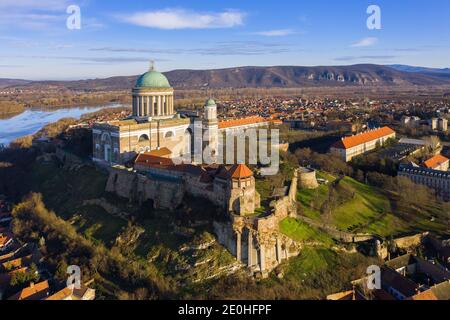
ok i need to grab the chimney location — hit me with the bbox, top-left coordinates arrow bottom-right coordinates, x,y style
30,282 -> 35,288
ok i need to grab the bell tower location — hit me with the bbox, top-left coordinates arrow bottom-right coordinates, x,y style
202,98 -> 218,163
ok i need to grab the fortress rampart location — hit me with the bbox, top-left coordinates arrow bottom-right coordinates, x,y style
214,169 -> 300,277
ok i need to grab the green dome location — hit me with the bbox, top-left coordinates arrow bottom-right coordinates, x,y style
205,98 -> 216,106
135,70 -> 171,88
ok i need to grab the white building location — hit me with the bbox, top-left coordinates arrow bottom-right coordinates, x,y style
330,126 -> 396,162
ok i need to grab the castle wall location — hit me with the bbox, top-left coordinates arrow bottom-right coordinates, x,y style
184,174 -> 225,207
393,233 -> 426,250
105,168 -> 184,210
105,165 -> 303,277
214,219 -> 300,276
214,169 -> 301,277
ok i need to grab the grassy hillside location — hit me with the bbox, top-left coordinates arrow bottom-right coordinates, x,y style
279,218 -> 334,245
296,171 -> 446,237
26,160 -> 239,287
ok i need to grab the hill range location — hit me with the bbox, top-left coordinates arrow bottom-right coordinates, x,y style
2,64 -> 450,91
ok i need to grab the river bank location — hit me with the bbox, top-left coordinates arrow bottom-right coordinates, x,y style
0,104 -> 126,146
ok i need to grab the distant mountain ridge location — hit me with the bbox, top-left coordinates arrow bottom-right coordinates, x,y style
388,64 -> 450,74
5,64 -> 450,91
0,78 -> 31,88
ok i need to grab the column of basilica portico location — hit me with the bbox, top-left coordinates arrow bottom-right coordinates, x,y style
137,96 -> 141,117
131,90 -> 174,117
158,96 -> 162,115
164,95 -> 167,115
146,96 -> 150,116
150,96 -> 154,116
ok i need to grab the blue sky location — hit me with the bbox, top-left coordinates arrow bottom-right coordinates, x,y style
0,0 -> 449,80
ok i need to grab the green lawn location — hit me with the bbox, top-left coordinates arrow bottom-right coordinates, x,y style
296,171 -> 449,238
279,217 -> 334,245
296,172 -> 401,236
284,247 -> 337,277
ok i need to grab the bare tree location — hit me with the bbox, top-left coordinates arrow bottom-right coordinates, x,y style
423,135 -> 441,153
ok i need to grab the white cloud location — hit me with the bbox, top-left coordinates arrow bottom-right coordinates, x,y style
121,9 -> 245,29
0,12 -> 64,30
252,29 -> 296,37
0,0 -> 70,10
351,37 -> 378,47
0,0 -> 72,30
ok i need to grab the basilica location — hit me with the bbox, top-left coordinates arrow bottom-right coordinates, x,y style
92,65 -> 268,165
92,65 -> 298,277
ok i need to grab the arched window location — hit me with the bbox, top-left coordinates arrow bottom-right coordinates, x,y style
165,131 -> 174,138
101,132 -> 111,143
139,134 -> 149,142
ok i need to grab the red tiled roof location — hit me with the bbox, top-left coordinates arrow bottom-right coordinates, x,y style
218,116 -> 267,129
228,164 -> 253,179
145,147 -> 172,158
0,232 -> 13,248
332,126 -> 395,149
8,280 -> 50,300
134,153 -> 175,169
326,290 -> 354,300
271,119 -> 283,125
0,252 -> 15,264
409,289 -> 438,300
46,285 -> 93,300
423,154 -> 449,169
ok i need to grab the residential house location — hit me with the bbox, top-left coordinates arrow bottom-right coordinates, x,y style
8,280 -> 50,300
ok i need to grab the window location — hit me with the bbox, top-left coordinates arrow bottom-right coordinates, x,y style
165,131 -> 174,139
139,134 -> 150,142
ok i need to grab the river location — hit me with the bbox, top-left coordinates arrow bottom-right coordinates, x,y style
0,105 -> 122,146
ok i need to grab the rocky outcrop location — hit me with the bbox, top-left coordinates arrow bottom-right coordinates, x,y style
83,198 -> 121,215
393,233 -> 428,251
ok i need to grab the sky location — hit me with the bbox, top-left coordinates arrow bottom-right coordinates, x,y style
0,0 -> 449,80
